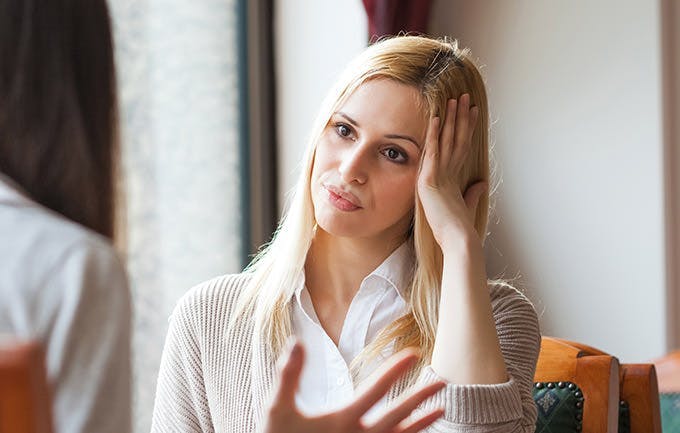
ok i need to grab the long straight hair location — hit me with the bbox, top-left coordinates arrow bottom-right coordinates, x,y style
235,36 -> 491,371
0,0 -> 120,240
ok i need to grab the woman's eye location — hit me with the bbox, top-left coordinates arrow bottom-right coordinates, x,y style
382,148 -> 407,163
336,124 -> 351,137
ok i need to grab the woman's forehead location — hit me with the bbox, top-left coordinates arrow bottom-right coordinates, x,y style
335,79 -> 428,138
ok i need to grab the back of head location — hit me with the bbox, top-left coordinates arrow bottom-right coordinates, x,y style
0,0 -> 118,239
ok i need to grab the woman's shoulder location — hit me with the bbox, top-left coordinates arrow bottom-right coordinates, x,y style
487,280 -> 536,311
0,184 -> 122,282
0,194 -> 128,311
487,279 -> 541,339
169,273 -> 253,329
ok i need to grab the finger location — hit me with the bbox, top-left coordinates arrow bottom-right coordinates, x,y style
272,341 -> 305,408
344,348 -> 419,419
366,381 -> 445,433
419,116 -> 440,186
463,181 -> 487,221
396,409 -> 445,433
438,98 -> 457,166
466,105 -> 480,146
451,93 -> 471,170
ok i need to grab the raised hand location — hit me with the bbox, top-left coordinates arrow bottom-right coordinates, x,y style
417,93 -> 486,249
263,342 -> 445,433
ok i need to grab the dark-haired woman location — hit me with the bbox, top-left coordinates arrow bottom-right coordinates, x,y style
0,1 -> 131,432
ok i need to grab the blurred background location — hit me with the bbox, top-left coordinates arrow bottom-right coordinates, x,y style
107,0 -> 679,431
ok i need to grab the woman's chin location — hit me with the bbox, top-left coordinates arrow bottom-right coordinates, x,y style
313,208 -> 373,238
315,218 -> 365,239
314,206 -> 409,242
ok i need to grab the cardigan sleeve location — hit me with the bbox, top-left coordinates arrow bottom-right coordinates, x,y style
413,283 -> 541,433
151,291 -> 215,433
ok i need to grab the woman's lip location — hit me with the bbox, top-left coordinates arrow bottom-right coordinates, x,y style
324,185 -> 361,211
323,184 -> 361,207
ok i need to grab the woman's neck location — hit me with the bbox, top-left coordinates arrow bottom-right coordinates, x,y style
304,229 -> 404,304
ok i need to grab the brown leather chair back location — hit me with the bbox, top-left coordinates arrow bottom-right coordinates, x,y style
0,340 -> 53,433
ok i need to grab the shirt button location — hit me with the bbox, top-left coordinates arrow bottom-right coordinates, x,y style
336,377 -> 345,386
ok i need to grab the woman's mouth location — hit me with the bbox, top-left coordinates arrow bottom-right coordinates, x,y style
324,185 -> 361,212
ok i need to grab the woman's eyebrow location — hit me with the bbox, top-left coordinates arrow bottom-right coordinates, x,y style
385,133 -> 421,149
335,111 -> 421,149
336,111 -> 359,127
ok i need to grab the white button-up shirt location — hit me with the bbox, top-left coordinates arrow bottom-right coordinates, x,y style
292,242 -> 414,418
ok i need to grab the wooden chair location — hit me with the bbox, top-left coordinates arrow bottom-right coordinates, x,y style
618,364 -> 662,433
652,351 -> 680,433
549,338 -> 662,433
0,339 -> 53,433
534,337 -> 620,433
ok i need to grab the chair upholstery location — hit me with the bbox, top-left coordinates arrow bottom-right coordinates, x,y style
652,351 -> 680,433
0,339 -> 53,433
534,337 -> 620,433
658,393 -> 680,433
533,380 -> 585,433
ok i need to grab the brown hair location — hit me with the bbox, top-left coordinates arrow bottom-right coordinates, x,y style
0,0 -> 119,239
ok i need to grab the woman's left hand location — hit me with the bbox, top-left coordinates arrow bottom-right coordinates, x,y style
417,93 -> 486,250
263,342 -> 445,433
421,95 -> 508,386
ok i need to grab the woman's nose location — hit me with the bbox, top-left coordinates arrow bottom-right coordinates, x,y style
338,143 -> 368,185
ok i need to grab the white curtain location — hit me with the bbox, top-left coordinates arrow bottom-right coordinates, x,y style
109,1 -> 244,431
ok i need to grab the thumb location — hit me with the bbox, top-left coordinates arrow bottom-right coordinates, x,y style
272,341 -> 305,408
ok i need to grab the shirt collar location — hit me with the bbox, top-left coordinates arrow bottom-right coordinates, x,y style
294,240 -> 415,303
366,240 -> 414,301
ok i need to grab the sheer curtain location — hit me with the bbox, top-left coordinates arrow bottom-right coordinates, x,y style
109,1 -> 244,431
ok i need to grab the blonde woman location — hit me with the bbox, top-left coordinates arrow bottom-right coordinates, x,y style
151,35 -> 540,433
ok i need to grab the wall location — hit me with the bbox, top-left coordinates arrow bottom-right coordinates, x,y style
429,0 -> 667,361
274,0 -> 367,205
275,0 -> 672,361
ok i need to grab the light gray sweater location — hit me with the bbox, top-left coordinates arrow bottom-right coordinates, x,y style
151,272 -> 540,433
0,175 -> 132,433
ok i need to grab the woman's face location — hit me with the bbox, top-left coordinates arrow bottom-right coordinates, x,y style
310,79 -> 428,243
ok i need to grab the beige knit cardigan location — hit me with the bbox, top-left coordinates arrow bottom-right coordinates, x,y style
151,273 -> 540,433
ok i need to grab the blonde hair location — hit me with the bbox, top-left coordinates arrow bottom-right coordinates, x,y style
234,35 -> 491,375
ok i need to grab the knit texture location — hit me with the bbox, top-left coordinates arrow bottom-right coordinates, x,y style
151,273 -> 540,433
